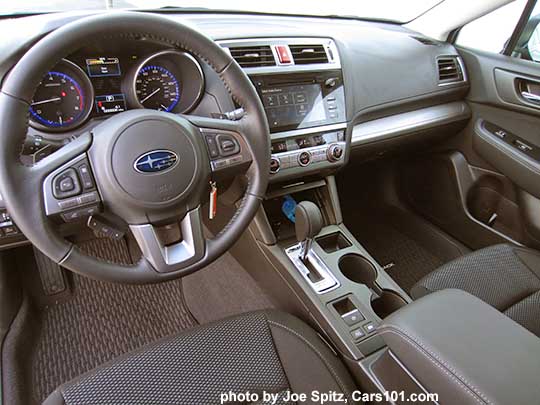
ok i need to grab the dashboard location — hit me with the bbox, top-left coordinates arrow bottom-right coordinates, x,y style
0,10 -> 471,249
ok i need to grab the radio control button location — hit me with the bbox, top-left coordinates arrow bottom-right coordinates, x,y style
270,157 -> 281,174
298,151 -> 311,167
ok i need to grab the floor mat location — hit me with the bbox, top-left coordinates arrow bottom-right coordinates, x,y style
30,238 -> 197,403
183,252 -> 275,324
346,215 -> 445,293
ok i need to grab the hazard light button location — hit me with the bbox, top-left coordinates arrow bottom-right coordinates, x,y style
275,45 -> 292,64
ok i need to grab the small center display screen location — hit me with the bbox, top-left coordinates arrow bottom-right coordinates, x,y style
260,84 -> 327,132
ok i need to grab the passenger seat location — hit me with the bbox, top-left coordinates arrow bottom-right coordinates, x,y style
411,244 -> 540,337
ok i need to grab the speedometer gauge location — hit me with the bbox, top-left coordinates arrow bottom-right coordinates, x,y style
135,66 -> 180,112
29,59 -> 93,132
129,50 -> 204,114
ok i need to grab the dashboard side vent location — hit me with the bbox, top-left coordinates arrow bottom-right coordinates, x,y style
290,44 -> 329,65
228,45 -> 276,68
437,57 -> 464,84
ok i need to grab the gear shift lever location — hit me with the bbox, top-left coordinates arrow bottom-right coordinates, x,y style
295,201 -> 323,262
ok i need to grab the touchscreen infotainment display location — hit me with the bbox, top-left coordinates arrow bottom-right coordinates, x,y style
260,83 -> 327,131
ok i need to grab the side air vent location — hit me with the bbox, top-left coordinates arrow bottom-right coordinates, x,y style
290,44 -> 329,65
228,46 -> 276,68
437,57 -> 464,84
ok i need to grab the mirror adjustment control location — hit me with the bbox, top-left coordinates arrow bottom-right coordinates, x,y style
53,168 -> 81,199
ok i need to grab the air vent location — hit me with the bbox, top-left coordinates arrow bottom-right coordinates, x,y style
229,46 -> 276,68
437,57 -> 464,83
290,44 -> 329,65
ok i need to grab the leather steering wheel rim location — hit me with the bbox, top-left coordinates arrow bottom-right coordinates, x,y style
0,12 -> 270,283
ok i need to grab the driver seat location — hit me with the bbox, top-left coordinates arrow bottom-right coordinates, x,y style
43,310 -> 358,404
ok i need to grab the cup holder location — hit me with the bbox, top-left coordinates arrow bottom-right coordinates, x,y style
338,254 -> 407,319
338,254 -> 378,290
371,290 -> 408,319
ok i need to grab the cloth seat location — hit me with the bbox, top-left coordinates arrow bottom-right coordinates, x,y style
412,243 -> 540,337
43,310 -> 358,405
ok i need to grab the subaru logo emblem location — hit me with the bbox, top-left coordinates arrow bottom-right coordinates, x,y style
134,150 -> 179,174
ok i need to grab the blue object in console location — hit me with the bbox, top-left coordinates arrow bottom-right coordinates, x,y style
282,195 -> 297,223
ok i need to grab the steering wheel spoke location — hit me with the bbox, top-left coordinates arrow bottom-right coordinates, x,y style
130,207 -> 206,273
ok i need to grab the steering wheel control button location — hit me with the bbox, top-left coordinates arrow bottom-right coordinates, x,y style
77,163 -> 95,190
298,151 -> 311,167
53,168 -> 81,199
204,135 -> 220,159
270,157 -> 281,174
59,177 -> 75,192
61,205 -> 99,223
216,134 -> 240,157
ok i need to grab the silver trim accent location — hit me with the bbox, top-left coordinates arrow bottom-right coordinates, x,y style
130,207 -> 205,273
351,102 -> 470,147
271,123 -> 347,141
218,37 -> 341,74
437,55 -> 468,87
285,243 -> 340,294
132,50 -> 205,113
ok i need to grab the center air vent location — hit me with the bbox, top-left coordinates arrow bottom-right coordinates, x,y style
229,45 -> 276,68
290,44 -> 329,65
437,57 -> 464,84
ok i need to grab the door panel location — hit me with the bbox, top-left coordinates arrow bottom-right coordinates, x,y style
453,47 -> 540,247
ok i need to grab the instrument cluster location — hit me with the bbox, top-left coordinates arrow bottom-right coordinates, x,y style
29,46 -> 205,133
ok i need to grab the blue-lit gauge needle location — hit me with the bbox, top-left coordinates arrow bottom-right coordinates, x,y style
31,97 -> 62,106
139,88 -> 161,104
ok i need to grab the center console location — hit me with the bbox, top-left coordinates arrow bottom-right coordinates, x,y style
219,38 -> 348,181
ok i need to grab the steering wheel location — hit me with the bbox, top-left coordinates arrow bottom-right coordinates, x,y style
0,12 -> 270,283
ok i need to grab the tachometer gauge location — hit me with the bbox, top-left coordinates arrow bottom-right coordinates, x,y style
129,50 -> 204,114
135,66 -> 180,112
29,60 -> 93,132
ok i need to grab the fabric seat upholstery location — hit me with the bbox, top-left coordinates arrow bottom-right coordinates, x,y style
43,310 -> 359,405
412,244 -> 540,337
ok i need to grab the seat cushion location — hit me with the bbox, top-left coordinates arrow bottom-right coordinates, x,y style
43,310 -> 358,405
411,244 -> 540,336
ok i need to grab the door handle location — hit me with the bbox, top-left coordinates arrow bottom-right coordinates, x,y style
521,91 -> 540,104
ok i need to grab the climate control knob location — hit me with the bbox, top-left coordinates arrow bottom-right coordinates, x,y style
327,144 -> 344,162
298,151 -> 311,167
270,157 -> 281,174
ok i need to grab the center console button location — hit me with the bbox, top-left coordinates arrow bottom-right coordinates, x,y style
342,309 -> 364,326
298,151 -> 311,167
351,328 -> 366,341
327,144 -> 344,161
270,157 -> 281,174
